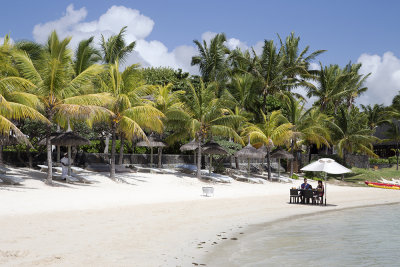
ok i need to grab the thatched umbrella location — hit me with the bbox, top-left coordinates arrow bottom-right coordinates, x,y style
136,133 -> 167,168
202,140 -> 228,174
51,131 -> 90,175
180,139 -> 201,165
271,149 -> 294,178
235,142 -> 264,175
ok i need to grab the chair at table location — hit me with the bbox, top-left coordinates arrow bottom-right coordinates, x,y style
303,190 -> 314,204
290,189 -> 300,203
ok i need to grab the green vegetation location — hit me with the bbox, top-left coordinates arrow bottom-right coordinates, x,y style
1,28 -> 400,184
344,166 -> 400,183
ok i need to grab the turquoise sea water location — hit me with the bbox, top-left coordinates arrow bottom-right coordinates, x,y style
206,203 -> 400,267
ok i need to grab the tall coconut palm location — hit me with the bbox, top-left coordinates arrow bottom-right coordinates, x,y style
101,26 -> 136,65
74,37 -> 102,75
99,62 -> 164,179
279,32 -> 325,91
343,62 -> 370,111
253,40 -> 286,113
169,80 -> 244,178
13,31 -> 110,184
307,64 -> 350,112
191,33 -> 230,84
244,110 -> 292,180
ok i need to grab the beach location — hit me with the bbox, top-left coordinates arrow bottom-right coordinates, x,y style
0,167 -> 400,266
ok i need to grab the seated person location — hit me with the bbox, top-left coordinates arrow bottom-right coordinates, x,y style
300,178 -> 312,203
301,178 -> 312,189
316,180 -> 324,204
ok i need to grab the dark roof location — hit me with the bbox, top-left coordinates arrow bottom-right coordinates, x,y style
373,121 -> 400,146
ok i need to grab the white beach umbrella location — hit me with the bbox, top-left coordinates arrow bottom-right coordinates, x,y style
301,158 -> 351,205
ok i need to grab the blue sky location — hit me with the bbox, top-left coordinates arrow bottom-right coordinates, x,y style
1,1 -> 400,105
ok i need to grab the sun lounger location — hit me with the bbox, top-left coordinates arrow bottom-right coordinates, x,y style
175,164 -> 197,174
207,173 -> 233,183
0,166 -> 11,174
232,174 -> 265,184
0,174 -> 24,185
71,174 -> 96,183
52,174 -> 79,183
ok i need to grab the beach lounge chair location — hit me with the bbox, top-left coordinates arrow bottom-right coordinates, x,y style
175,164 -> 197,174
71,174 -> 96,183
232,174 -> 265,184
0,166 -> 11,174
52,174 -> 79,183
0,174 -> 24,185
206,173 -> 233,183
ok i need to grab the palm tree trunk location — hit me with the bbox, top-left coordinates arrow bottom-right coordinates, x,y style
150,147 -> 153,168
104,135 -> 110,155
67,145 -> 72,176
46,136 -> 53,184
0,145 -> 3,166
290,140 -> 294,177
118,135 -> 124,165
110,123 -> 117,180
396,143 -> 399,171
46,113 -> 54,184
267,148 -> 271,180
197,139 -> 201,179
158,147 -> 162,168
56,125 -> 61,163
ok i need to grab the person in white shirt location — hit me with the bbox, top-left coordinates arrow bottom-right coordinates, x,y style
61,153 -> 69,179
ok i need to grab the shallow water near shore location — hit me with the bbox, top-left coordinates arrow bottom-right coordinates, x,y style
205,203 -> 400,267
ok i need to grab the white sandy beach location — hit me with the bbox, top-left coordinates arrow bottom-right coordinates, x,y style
0,167 -> 399,266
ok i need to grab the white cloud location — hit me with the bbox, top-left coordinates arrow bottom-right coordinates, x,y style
356,52 -> 400,106
31,5 -> 264,75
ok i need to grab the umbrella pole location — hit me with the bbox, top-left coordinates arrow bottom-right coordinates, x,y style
194,150 -> 196,165
261,157 -> 264,176
278,158 -> 281,178
248,158 -> 250,176
150,147 -> 153,168
209,155 -> 212,174
325,172 -> 327,206
68,145 -> 71,176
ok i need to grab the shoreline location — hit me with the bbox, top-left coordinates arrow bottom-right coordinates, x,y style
0,167 -> 400,266
202,200 -> 400,266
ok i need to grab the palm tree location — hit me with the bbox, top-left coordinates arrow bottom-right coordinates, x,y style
13,31 -> 109,184
99,62 -> 164,180
279,32 -> 325,91
253,40 -> 286,113
307,64 -> 349,112
343,62 -> 370,111
101,26 -> 136,65
281,93 -> 332,176
226,73 -> 259,114
169,80 -> 244,178
0,35 -> 50,163
334,107 -> 379,166
361,104 -> 388,130
100,26 -> 137,158
244,110 -> 292,180
191,33 -> 230,84
74,37 -> 102,75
